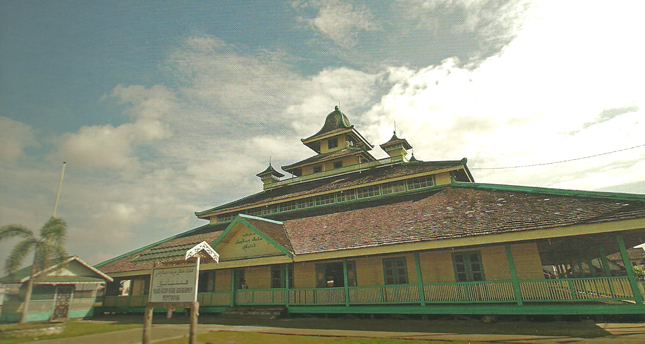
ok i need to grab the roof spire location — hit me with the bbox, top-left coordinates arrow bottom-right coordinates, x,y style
394,120 -> 397,136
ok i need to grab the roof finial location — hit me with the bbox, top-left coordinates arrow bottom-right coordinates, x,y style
394,120 -> 397,135
269,156 -> 272,166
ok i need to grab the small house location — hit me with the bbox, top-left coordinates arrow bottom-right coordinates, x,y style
0,256 -> 113,322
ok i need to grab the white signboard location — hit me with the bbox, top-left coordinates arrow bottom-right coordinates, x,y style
149,265 -> 197,303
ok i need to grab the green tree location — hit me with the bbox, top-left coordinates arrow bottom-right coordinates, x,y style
0,217 -> 67,324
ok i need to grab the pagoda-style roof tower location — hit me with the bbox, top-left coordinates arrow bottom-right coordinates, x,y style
281,106 -> 377,177
379,131 -> 412,162
256,163 -> 284,188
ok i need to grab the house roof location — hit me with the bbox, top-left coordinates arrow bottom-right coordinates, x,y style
196,159 -> 471,218
98,182 -> 645,275
0,256 -> 113,284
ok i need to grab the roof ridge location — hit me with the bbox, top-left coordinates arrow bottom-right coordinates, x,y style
451,181 -> 645,201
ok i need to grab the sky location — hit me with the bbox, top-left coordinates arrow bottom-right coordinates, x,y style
1,0 -> 644,269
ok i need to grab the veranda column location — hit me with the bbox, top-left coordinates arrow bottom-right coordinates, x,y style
413,252 -> 426,306
342,259 -> 350,307
598,246 -> 613,277
505,245 -> 523,305
285,264 -> 290,307
230,270 -> 235,307
616,234 -> 643,305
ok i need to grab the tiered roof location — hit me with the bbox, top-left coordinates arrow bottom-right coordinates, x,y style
97,182 -> 645,273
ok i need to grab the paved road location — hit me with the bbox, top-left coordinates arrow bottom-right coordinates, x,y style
32,322 -> 645,344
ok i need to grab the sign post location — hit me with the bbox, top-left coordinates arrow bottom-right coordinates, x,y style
143,242 -> 218,344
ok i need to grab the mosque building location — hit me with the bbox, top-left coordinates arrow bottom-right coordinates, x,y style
95,106 -> 645,317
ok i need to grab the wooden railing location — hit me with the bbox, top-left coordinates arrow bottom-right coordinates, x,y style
99,277 -> 636,309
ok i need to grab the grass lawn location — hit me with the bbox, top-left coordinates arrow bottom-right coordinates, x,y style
94,313 -> 613,338
0,320 -> 139,344
156,331 -> 483,344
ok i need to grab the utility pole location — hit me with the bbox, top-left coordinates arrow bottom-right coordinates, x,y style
52,162 -> 66,218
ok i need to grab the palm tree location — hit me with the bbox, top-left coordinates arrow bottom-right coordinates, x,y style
0,217 -> 67,324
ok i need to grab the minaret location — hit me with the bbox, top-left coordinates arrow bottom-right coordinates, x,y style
256,163 -> 284,189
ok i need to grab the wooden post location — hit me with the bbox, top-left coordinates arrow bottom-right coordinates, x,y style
189,302 -> 199,344
285,264 -> 290,307
142,304 -> 154,344
342,259 -> 350,307
505,244 -> 523,305
230,269 -> 235,307
414,251 -> 426,306
599,245 -> 612,277
616,234 -> 643,305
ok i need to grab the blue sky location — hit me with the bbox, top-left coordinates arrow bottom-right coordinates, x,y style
2,0 -> 644,267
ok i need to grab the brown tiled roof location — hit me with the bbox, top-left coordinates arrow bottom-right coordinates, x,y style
98,231 -> 222,274
99,183 -> 645,275
197,161 -> 466,217
284,186 -> 645,254
244,217 -> 294,253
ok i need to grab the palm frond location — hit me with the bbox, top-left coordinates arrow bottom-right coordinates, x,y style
40,217 -> 67,244
0,225 -> 35,241
5,238 -> 37,275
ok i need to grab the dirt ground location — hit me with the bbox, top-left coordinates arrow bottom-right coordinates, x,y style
92,313 -> 640,339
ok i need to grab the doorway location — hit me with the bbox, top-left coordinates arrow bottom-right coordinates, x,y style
52,286 -> 74,320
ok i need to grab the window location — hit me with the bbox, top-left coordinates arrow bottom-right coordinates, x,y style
333,161 -> 343,169
381,181 -> 406,195
280,201 -> 296,212
315,194 -> 335,206
198,271 -> 216,293
271,264 -> 294,288
452,251 -> 485,282
296,198 -> 314,209
313,165 -> 322,173
337,190 -> 356,202
357,185 -> 380,199
315,261 -> 356,288
328,138 -> 338,149
407,175 -> 434,190
131,276 -> 150,295
383,257 -> 409,285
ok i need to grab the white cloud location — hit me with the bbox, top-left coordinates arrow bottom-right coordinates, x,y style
295,0 -> 380,48
53,85 -> 175,171
359,1 -> 645,191
0,117 -> 39,162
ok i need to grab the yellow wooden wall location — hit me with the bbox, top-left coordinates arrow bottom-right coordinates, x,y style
320,136 -> 347,154
212,242 -> 543,291
215,269 -> 231,292
301,155 -> 360,175
511,243 -> 544,280
418,250 -> 455,283
434,172 -> 452,186
294,262 -> 316,288
245,266 -> 271,289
